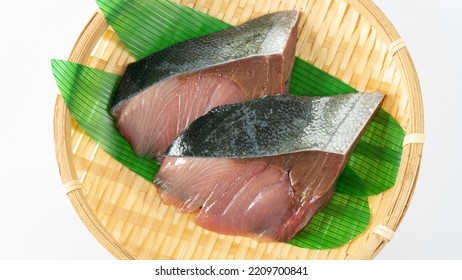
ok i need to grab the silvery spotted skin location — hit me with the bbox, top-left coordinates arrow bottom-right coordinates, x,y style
166,92 -> 385,158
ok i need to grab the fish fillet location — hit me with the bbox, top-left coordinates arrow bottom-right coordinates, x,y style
155,93 -> 384,242
111,11 -> 300,158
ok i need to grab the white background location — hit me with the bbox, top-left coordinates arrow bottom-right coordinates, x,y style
0,0 -> 461,260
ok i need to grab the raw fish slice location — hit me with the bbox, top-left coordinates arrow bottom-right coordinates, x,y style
156,92 -> 384,242
111,11 -> 300,158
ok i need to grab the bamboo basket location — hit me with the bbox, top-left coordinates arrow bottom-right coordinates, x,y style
53,0 -> 424,260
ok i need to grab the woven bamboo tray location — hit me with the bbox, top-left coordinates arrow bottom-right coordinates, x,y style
53,0 -> 424,260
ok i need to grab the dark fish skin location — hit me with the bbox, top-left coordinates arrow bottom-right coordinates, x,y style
166,92 -> 385,158
111,10 -> 300,113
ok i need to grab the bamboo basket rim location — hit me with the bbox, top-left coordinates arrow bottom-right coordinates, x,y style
53,0 -> 424,260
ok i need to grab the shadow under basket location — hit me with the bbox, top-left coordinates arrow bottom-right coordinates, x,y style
53,0 -> 424,260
